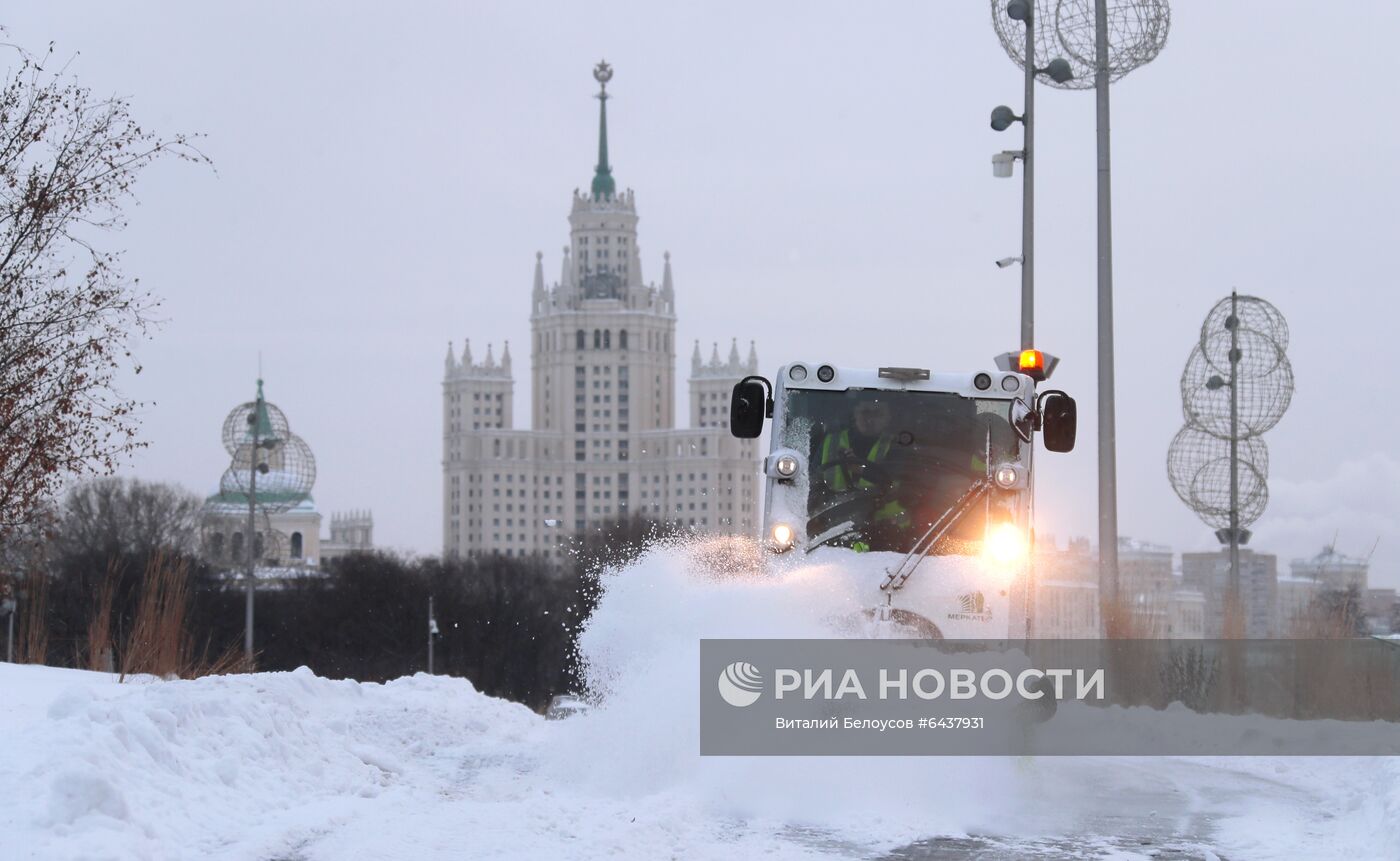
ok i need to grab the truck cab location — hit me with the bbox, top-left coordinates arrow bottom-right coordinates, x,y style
730,359 -> 1075,639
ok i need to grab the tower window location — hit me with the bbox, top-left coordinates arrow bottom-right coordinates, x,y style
603,330 -> 611,349
576,330 -> 585,350
619,330 -> 628,351
594,329 -> 601,349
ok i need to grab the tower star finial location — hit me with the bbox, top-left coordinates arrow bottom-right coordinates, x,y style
590,61 -> 616,199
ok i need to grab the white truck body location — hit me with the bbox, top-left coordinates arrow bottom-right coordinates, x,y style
753,362 -> 1041,639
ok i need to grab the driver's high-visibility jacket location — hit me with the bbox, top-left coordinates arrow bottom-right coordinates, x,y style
820,429 -> 888,492
819,430 -> 907,525
820,428 -> 990,533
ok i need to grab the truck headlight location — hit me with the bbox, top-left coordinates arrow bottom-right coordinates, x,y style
770,523 -> 796,552
766,449 -> 804,479
994,465 -> 1020,488
983,523 -> 1027,565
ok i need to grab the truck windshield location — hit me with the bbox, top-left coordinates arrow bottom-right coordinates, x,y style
783,388 -> 1021,555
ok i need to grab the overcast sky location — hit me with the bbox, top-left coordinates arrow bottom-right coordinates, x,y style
6,2 -> 1397,586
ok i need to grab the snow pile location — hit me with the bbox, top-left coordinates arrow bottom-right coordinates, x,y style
0,664 -> 538,860
0,658 -> 848,859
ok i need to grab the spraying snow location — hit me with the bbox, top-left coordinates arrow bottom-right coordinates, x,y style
548,537 -> 1019,844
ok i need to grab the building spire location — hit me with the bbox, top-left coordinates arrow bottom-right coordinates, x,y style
661,250 -> 674,295
250,377 -> 277,442
590,60 -> 616,199
533,251 -> 545,298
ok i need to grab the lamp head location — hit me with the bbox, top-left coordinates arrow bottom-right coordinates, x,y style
1042,58 -> 1074,84
990,105 -> 1020,132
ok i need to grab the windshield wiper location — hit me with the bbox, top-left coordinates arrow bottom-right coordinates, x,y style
806,519 -> 858,552
879,478 -> 991,592
804,493 -> 884,552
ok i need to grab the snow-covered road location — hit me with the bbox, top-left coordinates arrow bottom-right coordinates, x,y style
882,758 -> 1328,859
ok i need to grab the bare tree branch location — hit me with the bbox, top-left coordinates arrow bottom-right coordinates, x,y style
0,37 -> 210,535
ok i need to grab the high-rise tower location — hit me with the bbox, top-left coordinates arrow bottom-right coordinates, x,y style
442,63 -> 759,561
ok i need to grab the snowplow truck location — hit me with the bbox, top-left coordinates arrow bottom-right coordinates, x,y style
730,360 -> 1076,639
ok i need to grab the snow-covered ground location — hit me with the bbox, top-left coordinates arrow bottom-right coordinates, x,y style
3,542 -> 1398,860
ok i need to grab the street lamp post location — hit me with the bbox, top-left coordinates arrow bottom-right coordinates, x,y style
990,0 -> 1171,635
990,0 -> 1073,352
1016,0 -> 1035,352
245,411 -> 260,666
1091,0 -> 1120,618
215,377 -> 314,669
2,598 -> 15,663
427,595 -> 440,675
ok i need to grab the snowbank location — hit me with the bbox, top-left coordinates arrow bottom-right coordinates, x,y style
0,664 -> 539,860
0,661 -> 839,860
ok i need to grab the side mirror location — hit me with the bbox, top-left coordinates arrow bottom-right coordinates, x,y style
1039,392 -> 1077,453
730,377 -> 771,439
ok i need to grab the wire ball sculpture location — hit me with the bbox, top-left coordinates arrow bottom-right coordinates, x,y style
990,0 -> 1170,91
1167,427 -> 1269,530
1200,292 -> 1289,357
1167,294 -> 1292,535
218,432 -> 317,514
1181,340 -> 1293,440
222,399 -> 290,456
215,384 -> 316,515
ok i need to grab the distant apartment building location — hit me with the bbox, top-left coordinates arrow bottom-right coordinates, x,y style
1167,586 -> 1206,639
1181,549 -> 1279,638
1034,535 -> 1100,638
1276,575 -> 1321,636
320,511 -> 375,563
1032,537 -> 1225,639
1364,588 -> 1397,634
1289,545 -> 1369,594
1118,537 -> 1175,637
